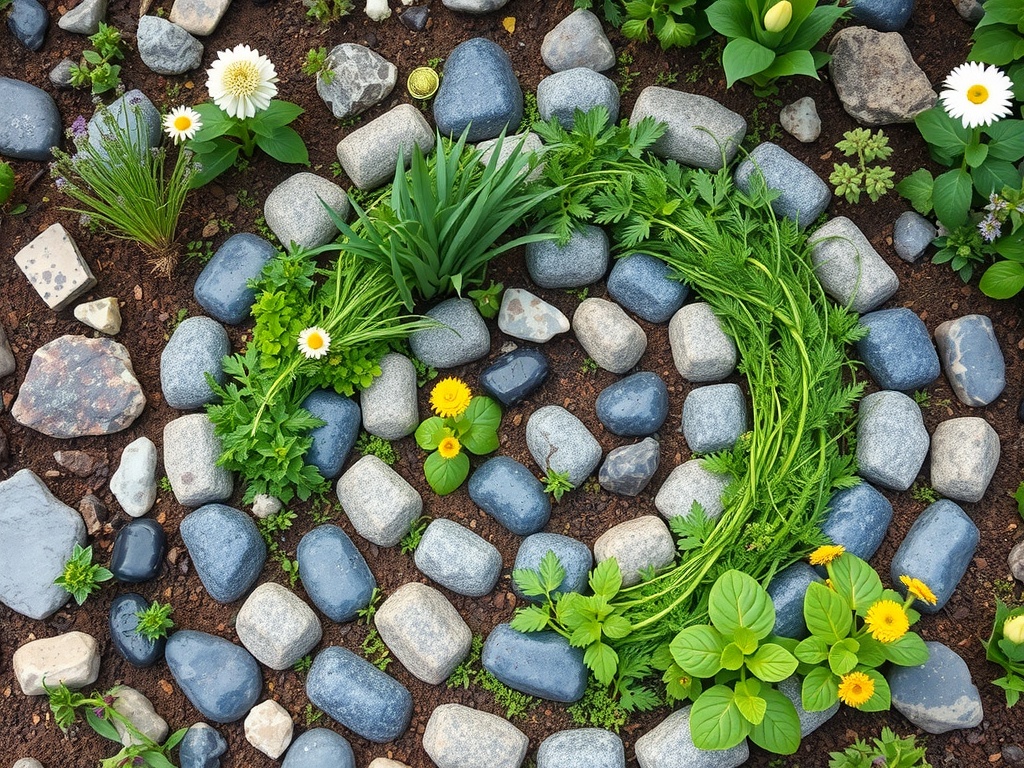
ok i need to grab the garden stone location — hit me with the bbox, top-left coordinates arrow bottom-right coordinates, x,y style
0,321 -> 15,377
160,316 -> 229,410
399,5 -> 429,30
365,0 -> 390,21
537,68 -> 619,130
110,519 -> 166,583
306,646 -> 413,742
480,348 -> 550,406
0,78 -> 60,160
538,729 -> 625,768
477,132 -> 545,182
14,224 -> 96,310
768,563 -> 823,639
317,44 -> 397,119
244,700 -> 293,759
779,675 -> 839,736
433,38 -> 522,142
74,296 -> 121,334
264,172 -> 350,251
13,760 -> 44,768
541,9 -> 615,72
850,0 -> 915,31
50,57 -> 76,88
934,314 -> 1006,407
301,390 -> 360,479
53,449 -> 105,478
856,308 -> 940,391
630,87 -> 746,170
856,391 -> 929,491
526,224 -> 609,288
297,524 -> 376,622
483,623 -> 587,702
930,417 -> 1000,503
655,459 -> 731,520
166,631 -> 262,723
829,27 -> 937,125
595,372 -> 669,436
890,641 -> 984,733
512,533 -> 593,602
635,705 -> 749,768
1010,540 -> 1024,582
369,761 -> 410,768
336,104 -> 435,190
112,686 -> 168,747
13,631 -> 100,695
58,0 -> 106,33
110,593 -> 165,667
682,383 -> 747,454
594,516 -> 675,587
163,414 -> 233,506
606,253 -> 689,324
236,582 -> 322,670
498,288 -> 569,343
526,405 -> 602,487
409,298 -> 490,368
669,303 -> 737,382
469,456 -> 552,535
180,504 -> 266,603
376,582 -> 472,684
441,0 -> 510,10
808,216 -> 899,313
894,211 -> 935,262
0,469 -> 85,620
820,482 -> 894,561
422,704 -> 528,768
282,729 -> 355,768
734,142 -> 831,227
87,90 -> 163,158
180,723 -> 227,768
194,233 -> 277,325
168,0 -> 231,35
336,456 -> 422,546
415,518 -> 502,597
8,0 -> 48,50
779,97 -> 821,143
79,495 -> 107,536
952,0 -> 984,23
361,353 -> 419,439
891,500 -> 979,612
137,16 -> 202,75
599,438 -> 660,496
573,298 -> 647,374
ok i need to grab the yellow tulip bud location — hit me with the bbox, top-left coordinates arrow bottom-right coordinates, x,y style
1005,614 -> 1024,645
763,0 -> 793,32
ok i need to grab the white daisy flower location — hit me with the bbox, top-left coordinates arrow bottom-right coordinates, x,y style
297,326 -> 331,359
163,106 -> 203,144
939,61 -> 1014,130
206,44 -> 278,120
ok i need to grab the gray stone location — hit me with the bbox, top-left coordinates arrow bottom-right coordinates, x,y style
482,624 -> 587,702
779,97 -> 821,143
894,211 -> 935,262
409,298 -> 490,369
952,0 -> 984,23
441,0 -> 510,11
856,308 -> 940,391
13,760 -> 44,768
368,760 -> 410,768
179,723 -> 227,768
890,641 -> 984,733
8,0 -> 48,50
682,383 -> 747,454
58,0 -> 107,33
166,631 -> 262,723
137,15 -> 202,75
336,104 -> 435,191
264,172 -> 350,251
526,405 -> 602,487
13,631 -> 100,695
820,481 -> 894,562
573,298 -> 647,374
480,348 -> 550,407
161,316 -> 229,410
668,303 -> 737,382
734,142 -> 831,227
768,563 -> 823,639
244,700 -> 293,759
808,216 -> 899,313
593,516 -> 675,587
14,224 -> 96,310
599,438 -> 660,496
168,0 -> 231,35
111,686 -> 169,747
282,729 -> 355,768
606,253 -> 689,324
297,524 -> 377,622
856,390 -> 929,491
194,233 -> 278,325
1010,539 -> 1024,583
850,0 -> 915,32
423,703 -> 528,768
360,353 -> 418,439
630,87 -> 746,170
336,455 -> 422,546
180,504 -> 266,603
301,390 -> 360,480
537,68 -> 619,130
163,414 -> 233,506
930,417 -> 1000,503
537,728 -> 625,768
541,9 -> 616,72
512,533 -> 593,602
50,57 -> 77,89
87,90 -> 163,159
934,314 -> 1006,407
317,44 -> 397,119
469,456 -> 552,535
635,706 -> 749,768
526,224 -> 609,288
236,582 -> 322,670
595,373 -> 669,437
0,322 -> 15,377
828,27 -> 937,125
110,437 -> 158,517
498,288 -> 569,343
74,296 -> 121,334
655,459 -> 731,520
415,518 -> 502,597
433,38 -> 523,142
779,675 -> 839,736
0,78 -> 61,161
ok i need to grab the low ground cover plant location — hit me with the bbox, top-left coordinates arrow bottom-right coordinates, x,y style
573,0 -> 713,49
829,728 -> 932,768
829,128 -> 895,204
134,601 -> 175,641
54,544 -> 113,606
70,22 -> 126,95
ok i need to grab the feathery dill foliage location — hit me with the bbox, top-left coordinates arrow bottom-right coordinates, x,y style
513,107 -> 865,698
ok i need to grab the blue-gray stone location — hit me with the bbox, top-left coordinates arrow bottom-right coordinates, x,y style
935,314 -> 1006,407
599,437 -> 660,496
399,4 -> 429,30
110,518 -> 166,583
468,456 -> 551,535
282,728 -> 355,768
165,631 -> 262,724
820,482 -> 894,562
87,90 -> 163,158
0,78 -> 60,162
306,646 -> 413,743
481,623 -> 587,702
479,348 -> 549,407
110,593 -> 165,667
856,308 -> 940,391
537,68 -> 619,130
893,210 -> 935,262
768,563 -> 823,639
160,316 -> 229,410
8,0 -> 48,50
607,253 -> 689,324
735,142 -> 831,228
890,500 -> 979,613
179,723 -> 227,768
681,383 -> 747,454
889,641 -> 984,734
512,533 -> 593,603
296,524 -> 376,622
526,224 -> 609,289
414,518 -> 502,597
194,234 -> 277,325
433,38 -> 523,142
595,372 -> 669,437
850,0 -> 915,31
538,729 -> 625,768
179,504 -> 267,604
301,390 -> 360,480
409,298 -> 490,369
526,405 -> 603,487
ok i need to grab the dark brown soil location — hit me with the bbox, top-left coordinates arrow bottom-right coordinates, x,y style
1,0 -> 1022,766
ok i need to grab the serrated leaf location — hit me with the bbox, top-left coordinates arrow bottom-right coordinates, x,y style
584,641 -> 618,685
589,558 -> 623,599
538,550 -> 566,593
510,604 -> 550,632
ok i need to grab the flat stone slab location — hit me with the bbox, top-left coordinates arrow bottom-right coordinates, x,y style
15,224 -> 97,310
336,103 -> 435,191
336,455 -> 422,546
480,348 -> 550,407
537,67 -> 619,130
930,417 -> 1000,503
526,224 -> 609,289
890,641 -> 983,734
934,314 -> 1006,407
635,705 -> 749,768
180,504 -> 266,603
734,142 -> 831,227
423,703 -> 528,768
595,372 -> 669,437
526,405 -> 602,488
316,43 -> 397,120
482,623 -> 587,702
669,303 -> 737,382
409,298 -> 490,369
594,515 -> 675,587
0,77 -> 61,161
137,15 -> 203,75
297,524 -> 376,622
110,518 -> 165,583
808,216 -> 899,313
165,630 -> 262,723
160,316 -> 229,410
607,253 -> 688,324
415,518 -> 502,597
856,390 -> 929,491
681,383 -> 747,454
168,0 -> 230,35
498,288 -> 570,343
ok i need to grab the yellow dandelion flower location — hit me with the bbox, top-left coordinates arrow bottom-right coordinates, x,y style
864,599 -> 910,644
809,544 -> 846,566
430,377 -> 472,418
438,436 -> 461,459
900,575 -> 938,606
837,671 -> 875,707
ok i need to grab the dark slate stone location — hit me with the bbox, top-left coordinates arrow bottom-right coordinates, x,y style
468,456 -> 551,535
850,0 -> 915,31
110,518 -> 166,583
594,372 -> 669,437
109,592 -> 165,667
8,0 -> 48,51
399,4 -> 429,30
180,723 -> 228,768
306,646 -> 413,743
297,524 -> 376,622
194,234 -> 278,325
301,390 -> 361,479
433,38 -> 523,142
481,623 -> 587,702
856,308 -> 940,391
768,563 -> 823,639
165,630 -> 262,724
512,533 -> 592,603
1019,395 -> 1024,423
734,142 -> 831,227
282,728 -> 355,768
0,78 -> 61,161
598,437 -> 660,496
820,482 -> 894,562
179,504 -> 267,604
480,348 -> 549,407
607,253 -> 688,324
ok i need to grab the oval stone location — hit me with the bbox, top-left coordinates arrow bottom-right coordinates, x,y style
179,504 -> 266,604
165,630 -> 262,724
0,77 -> 61,160
297,524 -> 376,622
109,593 -> 165,667
468,456 -> 551,536
282,728 -> 355,768
595,372 -> 669,436
481,623 -> 587,702
110,518 -> 166,583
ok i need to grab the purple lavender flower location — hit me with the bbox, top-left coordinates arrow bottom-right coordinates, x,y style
92,706 -> 105,719
979,214 -> 1002,242
71,116 -> 88,139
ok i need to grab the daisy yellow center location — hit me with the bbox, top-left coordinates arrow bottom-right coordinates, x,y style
438,436 -> 461,459
837,671 -> 874,707
223,60 -> 262,97
306,331 -> 325,350
864,599 -> 910,644
967,84 -> 989,104
173,115 -> 193,131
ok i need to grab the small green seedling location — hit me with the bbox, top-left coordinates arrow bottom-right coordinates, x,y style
54,544 -> 113,606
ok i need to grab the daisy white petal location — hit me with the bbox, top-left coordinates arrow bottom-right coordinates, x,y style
298,326 -> 331,359
205,44 -> 279,120
939,61 -> 1014,130
163,106 -> 203,144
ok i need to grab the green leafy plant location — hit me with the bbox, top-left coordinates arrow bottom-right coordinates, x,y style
134,601 -> 175,641
566,286 -> 589,301
575,0 -> 713,49
1014,481 -> 1024,518
829,727 -> 932,768
400,515 -> 430,554
542,469 -> 575,502
0,161 -> 14,206
976,182 -> 1024,298
306,0 -> 354,25
355,432 -> 399,465
293,654 -> 313,674
445,635 -> 540,719
519,91 -> 540,133
910,483 -> 940,504
567,679 -> 631,731
69,23 -> 126,95
468,280 -> 503,319
302,46 -> 335,84
54,544 -> 113,606
932,224 -> 989,281
158,476 -> 172,493
580,357 -> 599,374
616,52 -> 640,95
984,600 -> 1024,706
968,0 -> 1024,104
303,703 -> 324,725
411,356 -> 439,388
829,129 -> 895,204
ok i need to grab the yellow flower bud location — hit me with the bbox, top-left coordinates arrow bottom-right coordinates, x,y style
763,0 -> 793,32
1005,614 -> 1024,645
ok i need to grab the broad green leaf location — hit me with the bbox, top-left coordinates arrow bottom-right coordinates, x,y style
708,570 -> 775,640
828,639 -> 859,676
970,25 -> 1023,65
85,707 -> 121,742
883,631 -> 930,667
590,558 -> 623,599
510,605 -> 550,632
250,100 -> 304,131
971,158 -> 1022,198
424,451 -> 469,495
915,107 -> 971,157
757,48 -> 820,81
975,0 -> 1024,25
584,641 -> 618,685
254,126 -> 310,166
855,634 -> 887,667
190,102 -> 236,142
828,553 -> 883,614
801,666 -> 839,711
795,635 -> 829,664
663,662 -> 697,702
980,260 -> 1024,299
457,396 -> 501,455
896,168 -> 935,216
803,582 -> 853,644
964,141 -> 989,168
748,687 -> 802,755
857,668 -> 892,712
721,642 -> 746,671
995,230 -> 1024,262
747,643 -> 799,682
985,119 -> 1024,161
0,161 -> 13,205
721,37 -> 777,87
733,678 -> 767,725
511,567 -> 546,598
671,625 -> 727,677
188,138 -> 240,188
705,0 -> 753,38
414,416 -> 448,450
785,2 -> 847,51
690,685 -> 750,751
602,614 -> 634,640
932,168 -> 972,229
732,626 -> 758,655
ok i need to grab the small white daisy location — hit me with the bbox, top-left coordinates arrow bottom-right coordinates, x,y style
297,326 -> 331,359
163,106 -> 203,144
939,62 -> 1014,130
206,44 -> 278,120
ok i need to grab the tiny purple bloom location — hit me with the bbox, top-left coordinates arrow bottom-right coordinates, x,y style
55,177 -> 66,190
71,116 -> 88,138
871,758 -> 887,767
92,706 -> 105,718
